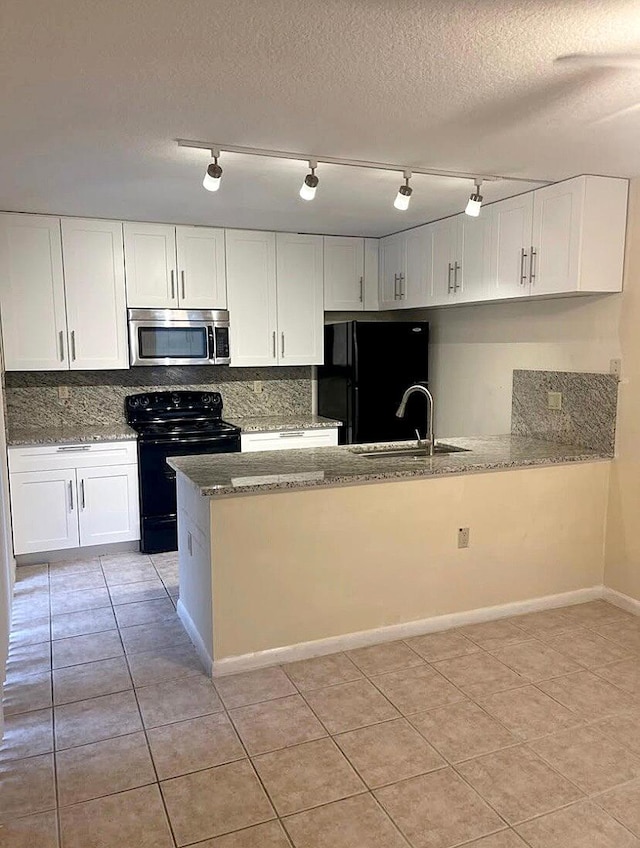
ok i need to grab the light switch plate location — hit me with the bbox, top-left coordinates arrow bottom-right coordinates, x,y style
547,391 -> 562,411
253,380 -> 263,394
58,386 -> 71,400
610,359 -> 622,379
458,527 -> 470,549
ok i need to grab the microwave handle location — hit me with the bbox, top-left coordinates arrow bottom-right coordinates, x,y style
207,326 -> 215,361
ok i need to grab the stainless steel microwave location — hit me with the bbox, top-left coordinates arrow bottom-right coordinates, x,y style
128,309 -> 230,366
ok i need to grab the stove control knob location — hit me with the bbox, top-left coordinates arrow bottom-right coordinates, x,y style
140,396 -> 150,407
202,394 -> 212,404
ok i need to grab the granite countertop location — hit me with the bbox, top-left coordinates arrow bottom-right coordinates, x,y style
228,414 -> 342,433
167,434 -> 612,499
7,424 -> 138,447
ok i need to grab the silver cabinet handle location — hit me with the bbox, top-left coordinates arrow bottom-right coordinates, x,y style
181,270 -> 186,300
393,273 -> 399,300
281,332 -> 285,358
447,263 -> 454,293
68,480 -> 74,511
80,478 -> 86,509
399,273 -> 405,299
57,445 -> 90,452
359,275 -> 364,302
170,270 -> 176,300
59,330 -> 65,362
520,248 -> 529,285
272,331 -> 277,359
70,330 -> 76,361
454,261 -> 461,292
529,246 -> 537,285
280,431 -> 305,438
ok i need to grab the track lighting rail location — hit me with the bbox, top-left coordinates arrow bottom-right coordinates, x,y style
176,139 -> 549,186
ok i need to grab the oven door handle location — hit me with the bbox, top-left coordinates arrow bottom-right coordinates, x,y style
207,326 -> 215,362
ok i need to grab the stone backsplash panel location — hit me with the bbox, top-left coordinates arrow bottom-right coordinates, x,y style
511,369 -> 618,454
5,366 -> 312,430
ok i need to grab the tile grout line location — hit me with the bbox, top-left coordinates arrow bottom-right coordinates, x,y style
105,553 -> 180,848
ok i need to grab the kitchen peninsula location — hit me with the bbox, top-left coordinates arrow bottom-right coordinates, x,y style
169,432 -> 613,676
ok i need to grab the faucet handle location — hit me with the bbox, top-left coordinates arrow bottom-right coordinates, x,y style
415,428 -> 424,446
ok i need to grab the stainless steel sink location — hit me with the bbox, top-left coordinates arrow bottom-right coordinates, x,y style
354,444 -> 469,459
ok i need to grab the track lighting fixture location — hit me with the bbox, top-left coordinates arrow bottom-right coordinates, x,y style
179,140 -> 549,214
300,161 -> 319,201
394,171 -> 413,211
203,150 -> 222,192
465,180 -> 483,217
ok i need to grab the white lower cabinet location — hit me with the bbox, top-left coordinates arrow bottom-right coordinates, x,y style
77,465 -> 139,547
241,429 -> 339,452
10,470 -> 80,554
8,441 -> 139,556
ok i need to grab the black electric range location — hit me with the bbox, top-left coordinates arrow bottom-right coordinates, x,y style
125,391 -> 240,553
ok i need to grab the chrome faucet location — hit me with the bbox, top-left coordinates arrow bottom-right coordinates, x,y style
396,384 -> 436,456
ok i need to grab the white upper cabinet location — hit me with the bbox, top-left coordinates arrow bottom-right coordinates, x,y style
175,226 -> 227,309
485,176 -> 628,301
363,238 -> 380,310
61,219 -> 128,370
404,224 -> 434,308
226,229 -> 278,367
487,192 -> 535,300
123,222 -> 178,308
379,231 -> 406,309
0,214 -> 68,371
455,212 -> 492,303
531,176 -> 627,296
324,237 -> 364,311
430,217 -> 458,305
276,233 -> 324,366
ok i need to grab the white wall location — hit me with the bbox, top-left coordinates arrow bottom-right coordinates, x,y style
423,295 -> 622,437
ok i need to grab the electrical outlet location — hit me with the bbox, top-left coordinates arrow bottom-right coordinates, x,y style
458,527 -> 470,549
58,386 -> 71,400
253,380 -> 263,394
610,359 -> 622,379
547,391 -> 562,411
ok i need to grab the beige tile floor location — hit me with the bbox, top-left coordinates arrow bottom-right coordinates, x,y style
2,554 -> 640,847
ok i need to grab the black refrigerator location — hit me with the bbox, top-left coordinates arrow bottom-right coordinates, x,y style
317,321 -> 429,444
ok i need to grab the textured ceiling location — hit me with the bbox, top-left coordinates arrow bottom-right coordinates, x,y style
1,0 -> 639,236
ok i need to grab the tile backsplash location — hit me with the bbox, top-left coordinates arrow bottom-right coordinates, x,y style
511,369 -> 618,454
4,366 -> 313,430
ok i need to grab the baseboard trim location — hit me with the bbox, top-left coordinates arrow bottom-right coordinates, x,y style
16,540 -> 140,566
603,586 -> 640,616
177,599 -> 213,677
210,585 -> 604,677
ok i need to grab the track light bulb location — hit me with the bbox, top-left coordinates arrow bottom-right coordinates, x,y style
203,156 -> 222,192
394,172 -> 413,211
465,181 -> 483,216
300,163 -> 319,201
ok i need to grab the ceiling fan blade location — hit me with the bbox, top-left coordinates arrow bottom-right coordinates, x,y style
593,102 -> 640,124
556,53 -> 640,70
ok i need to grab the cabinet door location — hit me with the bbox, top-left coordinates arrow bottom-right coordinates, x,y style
226,230 -> 278,367
176,226 -> 227,309
430,217 -> 457,305
62,219 -> 129,370
531,178 -> 583,296
404,224 -> 433,308
323,237 -> 364,311
276,233 -> 324,365
363,238 -> 380,311
78,465 -> 139,546
10,470 -> 79,555
455,213 -> 491,303
0,214 -> 68,371
487,192 -> 534,299
379,233 -> 406,309
123,222 -> 178,308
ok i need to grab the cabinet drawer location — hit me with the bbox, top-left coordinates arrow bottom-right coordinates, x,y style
9,440 -> 138,473
241,429 -> 338,452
